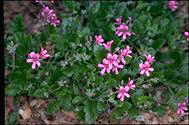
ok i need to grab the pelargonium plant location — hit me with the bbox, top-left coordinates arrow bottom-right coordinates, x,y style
5,1 -> 188,124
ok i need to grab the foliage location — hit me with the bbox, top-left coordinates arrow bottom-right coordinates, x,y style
5,1 -> 188,124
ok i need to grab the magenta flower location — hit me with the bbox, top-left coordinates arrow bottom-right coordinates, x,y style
27,52 -> 41,69
139,61 -> 154,77
40,48 -> 50,59
117,86 -> 130,101
107,53 -> 118,69
119,49 -> 126,65
169,0 -> 177,11
184,32 -> 189,42
177,102 -> 188,116
115,17 -> 122,25
112,62 -> 124,74
98,58 -> 111,76
103,40 -> 113,51
41,6 -> 60,27
127,78 -> 136,90
144,54 -> 155,63
123,46 -> 132,58
95,35 -> 104,46
115,23 -> 131,40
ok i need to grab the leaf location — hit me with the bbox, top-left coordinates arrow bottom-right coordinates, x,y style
79,27 -> 90,38
47,99 -> 62,115
83,101 -> 97,124
10,15 -> 24,33
33,89 -> 46,98
97,101 -> 107,112
73,84 -> 80,95
72,96 -> 83,105
93,45 -> 106,62
127,107 -> 139,119
8,111 -> 19,123
63,67 -> 74,77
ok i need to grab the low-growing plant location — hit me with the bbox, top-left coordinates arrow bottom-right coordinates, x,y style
5,1 -> 188,124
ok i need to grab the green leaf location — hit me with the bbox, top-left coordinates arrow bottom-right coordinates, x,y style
63,67 -> 74,77
153,106 -> 165,117
84,101 -> 97,124
97,101 -> 107,112
127,107 -> 139,119
93,45 -> 106,62
8,111 -> 19,123
73,84 -> 80,95
10,15 -> 24,33
33,89 -> 46,98
79,27 -> 90,38
47,99 -> 62,115
72,96 -> 83,105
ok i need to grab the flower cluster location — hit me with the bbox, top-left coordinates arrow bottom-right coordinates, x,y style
40,6 -> 60,27
98,44 -> 132,76
117,78 -> 136,101
115,17 -> 132,41
27,48 -> 50,69
184,31 -> 189,42
177,97 -> 188,116
169,0 -> 177,11
36,0 -> 60,27
139,53 -> 155,77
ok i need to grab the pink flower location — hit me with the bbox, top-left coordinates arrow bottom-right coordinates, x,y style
184,32 -> 189,42
98,58 -> 111,76
112,62 -> 123,74
119,49 -> 126,64
40,48 -> 50,59
127,78 -> 136,90
107,53 -> 118,69
123,46 -> 132,58
177,102 -> 188,116
103,40 -> 113,51
169,0 -> 177,11
115,17 -> 122,25
115,23 -> 131,40
95,35 -> 104,46
117,86 -> 130,101
144,54 -> 155,63
139,61 -> 154,77
27,52 -> 41,69
41,6 -> 60,27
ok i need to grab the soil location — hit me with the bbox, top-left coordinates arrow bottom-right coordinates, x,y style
4,1 -> 189,124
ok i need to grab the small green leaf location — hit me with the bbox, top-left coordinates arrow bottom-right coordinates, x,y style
79,27 -> 90,38
97,101 -> 107,112
84,101 -> 97,124
8,111 -> 19,123
72,96 -> 83,105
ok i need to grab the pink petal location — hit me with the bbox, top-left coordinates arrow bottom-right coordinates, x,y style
140,70 -> 145,75
139,63 -> 144,69
121,58 -> 126,65
118,32 -> 123,37
117,64 -> 123,69
185,32 -> 189,36
100,68 -> 106,75
145,71 -> 150,77
125,93 -> 130,98
106,68 -> 111,73
148,68 -> 154,72
27,59 -> 33,63
32,62 -> 36,69
126,32 -> 131,36
122,34 -> 126,40
109,64 -> 113,69
125,86 -> 130,91
36,61 -> 41,67
120,96 -> 124,101
117,93 -> 122,98
98,64 -> 104,68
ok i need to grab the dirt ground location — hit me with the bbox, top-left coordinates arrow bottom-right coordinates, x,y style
4,1 -> 189,124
